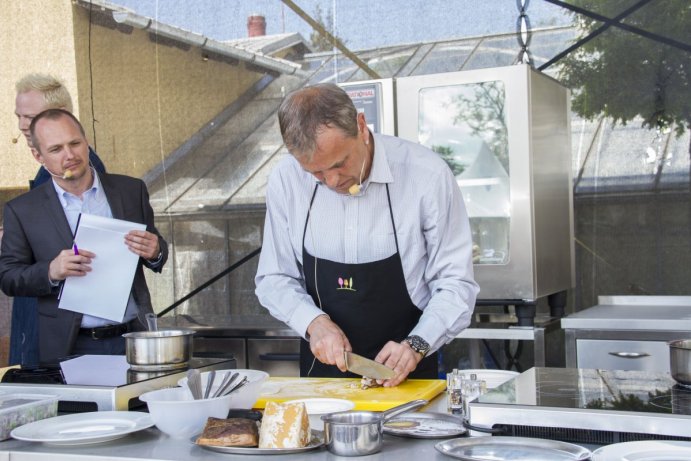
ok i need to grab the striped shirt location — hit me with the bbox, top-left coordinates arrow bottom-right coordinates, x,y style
255,133 -> 479,354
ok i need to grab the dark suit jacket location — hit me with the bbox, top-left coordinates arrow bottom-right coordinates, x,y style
0,172 -> 168,362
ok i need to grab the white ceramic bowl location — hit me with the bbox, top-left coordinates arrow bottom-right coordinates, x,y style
284,398 -> 355,432
177,369 -> 269,409
139,387 -> 234,438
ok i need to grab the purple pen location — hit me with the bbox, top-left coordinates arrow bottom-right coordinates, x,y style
73,243 -> 79,255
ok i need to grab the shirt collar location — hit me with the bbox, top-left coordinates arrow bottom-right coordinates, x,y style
52,168 -> 101,206
366,133 -> 393,185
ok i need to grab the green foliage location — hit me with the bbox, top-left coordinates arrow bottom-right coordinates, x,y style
558,0 -> 690,136
310,4 -> 347,52
432,145 -> 466,176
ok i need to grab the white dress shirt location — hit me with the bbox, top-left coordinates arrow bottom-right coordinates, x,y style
255,133 -> 479,353
52,171 -> 138,328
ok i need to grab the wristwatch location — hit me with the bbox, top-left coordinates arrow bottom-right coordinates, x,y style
404,335 -> 430,358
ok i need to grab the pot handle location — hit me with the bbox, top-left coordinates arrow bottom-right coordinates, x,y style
381,399 -> 428,422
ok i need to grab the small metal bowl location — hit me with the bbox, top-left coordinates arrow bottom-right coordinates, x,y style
123,329 -> 195,371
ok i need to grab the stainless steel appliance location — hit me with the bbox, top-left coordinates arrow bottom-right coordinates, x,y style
342,65 -> 575,324
0,355 -> 234,411
163,316 -> 301,377
469,367 -> 691,443
562,296 -> 691,373
396,65 -> 574,306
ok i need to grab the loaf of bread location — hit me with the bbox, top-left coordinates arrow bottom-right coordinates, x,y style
258,401 -> 310,449
196,417 -> 259,447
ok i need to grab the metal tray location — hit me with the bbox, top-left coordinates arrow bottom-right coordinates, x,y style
383,412 -> 466,438
435,436 -> 591,461
192,431 -> 323,455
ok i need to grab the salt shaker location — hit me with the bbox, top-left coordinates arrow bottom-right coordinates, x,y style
446,369 -> 464,416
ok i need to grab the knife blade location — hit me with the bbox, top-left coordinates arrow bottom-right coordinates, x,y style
344,351 -> 395,380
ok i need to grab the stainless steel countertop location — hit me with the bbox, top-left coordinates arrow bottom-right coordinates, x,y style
561,295 -> 691,331
0,395 -> 453,461
158,315 -> 300,338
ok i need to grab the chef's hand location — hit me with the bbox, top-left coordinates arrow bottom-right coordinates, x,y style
125,230 -> 160,261
49,248 -> 95,282
375,340 -> 423,387
306,314 -> 352,372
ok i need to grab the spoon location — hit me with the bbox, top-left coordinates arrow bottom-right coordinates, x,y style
186,369 -> 203,400
203,370 -> 216,399
145,313 -> 158,332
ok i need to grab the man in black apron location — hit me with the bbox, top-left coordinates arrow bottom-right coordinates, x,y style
255,83 -> 479,387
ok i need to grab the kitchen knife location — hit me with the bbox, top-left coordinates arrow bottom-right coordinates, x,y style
344,351 -> 395,380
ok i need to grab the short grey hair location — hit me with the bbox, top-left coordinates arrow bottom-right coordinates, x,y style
278,83 -> 358,160
15,73 -> 74,113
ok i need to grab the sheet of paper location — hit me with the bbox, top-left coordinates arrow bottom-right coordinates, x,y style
60,355 -> 130,386
58,213 -> 146,322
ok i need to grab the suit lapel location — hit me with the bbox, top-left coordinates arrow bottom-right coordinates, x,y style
41,183 -> 74,248
99,173 -> 125,220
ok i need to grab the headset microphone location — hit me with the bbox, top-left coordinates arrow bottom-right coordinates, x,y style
41,163 -> 73,180
349,150 -> 368,196
11,135 -> 20,144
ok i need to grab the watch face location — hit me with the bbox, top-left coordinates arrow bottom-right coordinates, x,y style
406,336 -> 429,354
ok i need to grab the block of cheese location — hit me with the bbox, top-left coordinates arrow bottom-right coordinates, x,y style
258,401 -> 310,449
196,417 -> 258,447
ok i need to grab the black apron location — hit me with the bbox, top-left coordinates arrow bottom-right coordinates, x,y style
300,183 -> 437,378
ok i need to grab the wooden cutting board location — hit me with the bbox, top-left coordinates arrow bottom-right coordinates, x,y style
254,377 -> 446,411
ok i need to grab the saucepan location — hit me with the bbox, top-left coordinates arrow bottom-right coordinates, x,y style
321,399 -> 427,456
669,339 -> 691,386
123,329 -> 195,371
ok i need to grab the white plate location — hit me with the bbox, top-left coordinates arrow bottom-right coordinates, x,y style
592,440 -> 691,461
193,431 -> 323,455
11,411 -> 154,445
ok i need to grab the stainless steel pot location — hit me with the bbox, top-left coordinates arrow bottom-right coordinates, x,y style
669,339 -> 691,386
321,399 -> 427,456
123,329 -> 195,371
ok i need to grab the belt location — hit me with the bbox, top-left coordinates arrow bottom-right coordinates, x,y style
79,320 -> 136,340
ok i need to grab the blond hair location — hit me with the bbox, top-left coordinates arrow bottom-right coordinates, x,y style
15,73 -> 73,113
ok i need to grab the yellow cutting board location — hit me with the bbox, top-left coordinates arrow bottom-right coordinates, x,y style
254,377 -> 445,411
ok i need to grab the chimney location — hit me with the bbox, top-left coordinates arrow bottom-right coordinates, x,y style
247,14 -> 266,37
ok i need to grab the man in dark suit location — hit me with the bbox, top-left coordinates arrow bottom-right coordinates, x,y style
0,109 -> 168,362
11,73 -> 108,366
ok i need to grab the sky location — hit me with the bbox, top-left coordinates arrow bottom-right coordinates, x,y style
108,0 -> 572,51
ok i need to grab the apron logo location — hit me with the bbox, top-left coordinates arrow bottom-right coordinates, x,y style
337,277 -> 356,291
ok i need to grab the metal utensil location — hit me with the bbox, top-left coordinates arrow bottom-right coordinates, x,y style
145,313 -> 158,331
213,372 -> 239,398
220,376 -> 248,397
186,369 -> 203,400
344,351 -> 395,380
203,370 -> 216,399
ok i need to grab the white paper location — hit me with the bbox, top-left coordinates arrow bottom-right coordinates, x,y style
60,355 -> 130,385
58,213 -> 146,322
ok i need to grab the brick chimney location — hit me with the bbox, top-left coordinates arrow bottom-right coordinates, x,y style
247,14 -> 266,37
